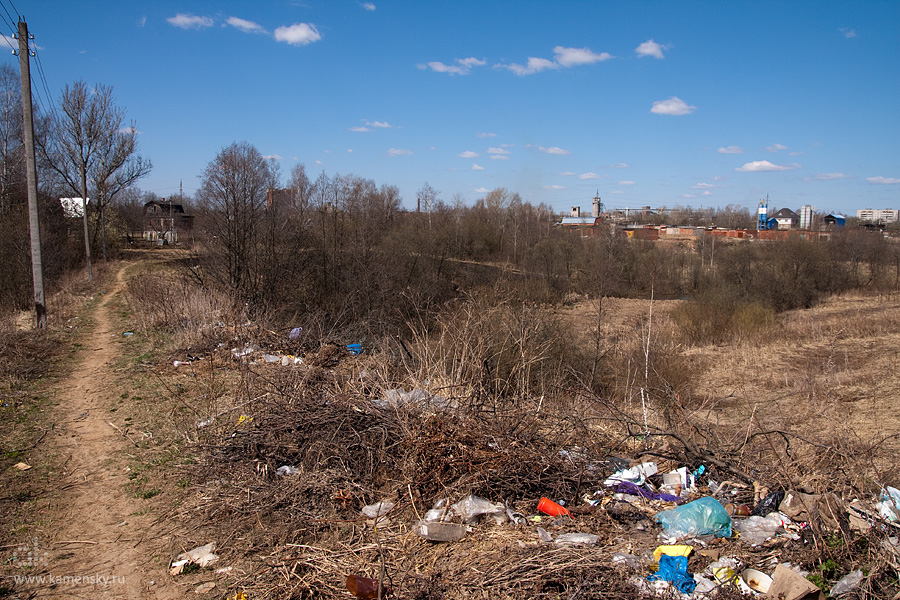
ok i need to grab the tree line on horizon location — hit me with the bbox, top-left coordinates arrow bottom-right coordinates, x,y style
1,71 -> 897,342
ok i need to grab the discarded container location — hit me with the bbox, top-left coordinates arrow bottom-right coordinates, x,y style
733,514 -> 784,545
413,521 -> 466,542
346,574 -> 391,599
276,465 -> 299,476
725,503 -> 750,516
740,568 -> 772,593
537,497 -> 571,517
604,462 -> 658,486
346,343 -> 363,356
655,496 -> 732,539
652,545 -> 692,562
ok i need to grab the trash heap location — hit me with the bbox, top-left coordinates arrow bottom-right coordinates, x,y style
158,331 -> 900,600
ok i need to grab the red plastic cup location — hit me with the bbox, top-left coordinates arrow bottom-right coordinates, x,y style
537,497 -> 571,517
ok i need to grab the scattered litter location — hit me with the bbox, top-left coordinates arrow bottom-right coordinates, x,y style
604,461 -> 658,486
361,500 -> 394,520
656,496 -> 732,540
232,346 -> 255,358
170,542 -> 219,575
766,563 -> 825,600
830,569 -> 864,597
288,327 -> 302,339
652,544 -> 692,562
452,495 -> 506,524
614,480 -> 683,503
537,496 -> 571,517
414,521 -> 467,542
236,415 -> 253,426
261,354 -> 281,363
14,462 -> 32,471
346,343 -> 363,356
122,331 -> 133,337
194,581 -> 216,594
536,527 -> 553,543
346,574 -> 391,599
275,465 -> 299,476
876,486 -> 900,522
647,554 -> 696,594
612,552 -> 646,571
740,568 -> 772,593
751,489 -> 785,517
377,388 -> 449,409
733,513 -> 790,545
554,533 -> 599,546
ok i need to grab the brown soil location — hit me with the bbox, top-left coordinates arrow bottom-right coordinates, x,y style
9,264 -> 181,598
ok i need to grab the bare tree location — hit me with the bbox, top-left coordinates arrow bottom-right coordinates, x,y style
40,81 -> 150,277
196,141 -> 277,297
0,64 -> 24,216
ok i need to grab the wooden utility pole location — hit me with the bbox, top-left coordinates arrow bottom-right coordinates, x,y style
17,19 -> 46,328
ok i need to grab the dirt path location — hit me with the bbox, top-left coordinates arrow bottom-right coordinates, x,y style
23,265 -> 180,599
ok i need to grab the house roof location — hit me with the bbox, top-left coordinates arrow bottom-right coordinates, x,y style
771,208 -> 799,219
144,200 -> 186,214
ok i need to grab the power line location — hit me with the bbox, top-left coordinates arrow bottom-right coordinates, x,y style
30,37 -> 55,114
0,0 -> 15,33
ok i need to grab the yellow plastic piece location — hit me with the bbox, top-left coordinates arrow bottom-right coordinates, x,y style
653,544 -> 693,562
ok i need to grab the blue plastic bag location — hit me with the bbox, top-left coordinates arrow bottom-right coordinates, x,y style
655,496 -> 732,539
648,554 -> 697,593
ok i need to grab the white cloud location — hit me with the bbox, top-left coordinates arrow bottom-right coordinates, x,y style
867,176 -> 900,184
682,193 -> 697,199
387,148 -> 412,156
474,187 -> 490,193
490,155 -> 509,160
543,185 -> 567,190
692,182 -> 715,189
472,163 -> 485,171
314,160 -> 324,165
347,148 -> 353,153
500,46 -> 611,76
610,190 -> 624,194
559,171 -> 576,176
718,145 -> 744,154
553,46 -> 612,67
167,14 -> 214,29
264,154 -> 283,160
349,126 -> 370,132
735,160 -> 800,172
618,180 -> 635,185
138,15 -> 147,27
367,120 -> 392,128
274,23 -> 321,46
840,27 -> 856,38
538,146 -> 570,155
487,147 -> 510,154
227,17 -> 266,34
765,143 -> 788,153
477,132 -> 497,138
635,39 -> 666,59
815,173 -> 849,180
505,57 -> 558,76
362,2 -> 376,11
119,126 -> 140,135
458,150 -> 479,158
578,172 -> 604,180
650,97 -> 696,115
420,57 -> 486,75
601,162 -> 630,169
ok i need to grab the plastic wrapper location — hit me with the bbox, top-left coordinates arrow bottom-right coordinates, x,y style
361,500 -> 394,519
877,486 -> 900,522
733,514 -> 783,545
655,496 -> 732,539
830,570 -> 863,596
451,495 -> 506,524
554,533 -> 599,546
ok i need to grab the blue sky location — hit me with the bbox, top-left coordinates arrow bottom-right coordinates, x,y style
5,1 -> 899,215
